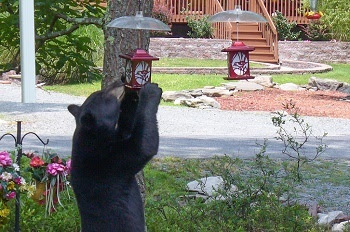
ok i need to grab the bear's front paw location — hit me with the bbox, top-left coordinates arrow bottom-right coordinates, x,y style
140,83 -> 162,103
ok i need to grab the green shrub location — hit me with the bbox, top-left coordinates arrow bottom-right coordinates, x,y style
319,0 -> 350,41
145,152 -> 320,231
301,20 -> 332,41
272,11 -> 301,41
0,0 -> 105,84
186,15 -> 213,39
301,0 -> 350,41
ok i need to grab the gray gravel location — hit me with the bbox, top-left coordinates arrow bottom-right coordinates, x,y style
1,83 -> 350,160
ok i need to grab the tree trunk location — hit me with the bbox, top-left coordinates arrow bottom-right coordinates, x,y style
102,0 -> 154,205
102,0 -> 153,88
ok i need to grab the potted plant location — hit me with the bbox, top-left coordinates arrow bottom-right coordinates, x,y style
25,151 -> 71,215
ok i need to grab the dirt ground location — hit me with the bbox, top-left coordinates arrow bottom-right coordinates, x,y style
215,88 -> 350,119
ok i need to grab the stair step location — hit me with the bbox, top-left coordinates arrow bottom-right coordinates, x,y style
232,38 -> 268,46
230,23 -> 259,30
250,57 -> 279,64
231,32 -> 263,39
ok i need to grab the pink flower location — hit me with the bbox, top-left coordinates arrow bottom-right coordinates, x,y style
65,159 -> 72,174
6,191 -> 16,200
0,151 -> 12,167
47,163 -> 65,176
13,177 -> 22,185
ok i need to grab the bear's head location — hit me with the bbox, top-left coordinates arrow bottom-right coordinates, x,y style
68,82 -> 125,136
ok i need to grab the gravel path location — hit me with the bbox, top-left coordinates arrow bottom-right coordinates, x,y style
1,83 -> 350,161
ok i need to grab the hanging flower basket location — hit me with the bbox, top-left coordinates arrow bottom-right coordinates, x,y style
305,11 -> 323,19
26,151 -> 71,215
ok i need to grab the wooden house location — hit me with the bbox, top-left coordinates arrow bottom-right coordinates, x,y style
157,0 -> 310,63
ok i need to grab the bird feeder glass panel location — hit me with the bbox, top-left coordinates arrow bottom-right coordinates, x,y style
221,41 -> 254,80
120,49 -> 159,90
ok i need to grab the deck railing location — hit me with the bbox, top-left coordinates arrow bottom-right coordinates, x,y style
162,0 -> 308,24
206,0 -> 232,39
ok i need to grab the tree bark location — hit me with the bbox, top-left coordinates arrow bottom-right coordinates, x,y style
102,0 -> 153,88
102,0 -> 154,205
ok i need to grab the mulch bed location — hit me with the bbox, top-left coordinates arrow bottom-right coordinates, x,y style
215,89 -> 350,119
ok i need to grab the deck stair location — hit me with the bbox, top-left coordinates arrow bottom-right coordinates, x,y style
231,23 -> 277,63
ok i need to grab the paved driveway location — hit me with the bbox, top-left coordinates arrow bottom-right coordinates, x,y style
1,84 -> 349,160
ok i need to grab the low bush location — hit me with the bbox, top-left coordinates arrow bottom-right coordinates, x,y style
272,11 -> 301,41
300,20 -> 332,41
186,15 -> 214,39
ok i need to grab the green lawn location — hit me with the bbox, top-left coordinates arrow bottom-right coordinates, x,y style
153,57 -> 265,68
273,63 -> 350,85
44,63 -> 350,97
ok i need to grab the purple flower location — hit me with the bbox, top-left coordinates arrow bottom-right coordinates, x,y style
0,151 -> 12,167
47,163 -> 65,176
66,159 -> 72,174
13,177 -> 22,185
6,191 -> 16,200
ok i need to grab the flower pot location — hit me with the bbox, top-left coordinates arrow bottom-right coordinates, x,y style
32,181 -> 46,202
32,181 -> 58,205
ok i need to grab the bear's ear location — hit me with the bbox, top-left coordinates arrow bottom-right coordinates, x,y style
68,104 -> 81,118
80,112 -> 95,130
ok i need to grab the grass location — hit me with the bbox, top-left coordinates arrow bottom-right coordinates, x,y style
153,57 -> 266,68
4,155 -> 349,231
44,63 -> 350,97
44,74 -> 230,97
273,63 -> 350,85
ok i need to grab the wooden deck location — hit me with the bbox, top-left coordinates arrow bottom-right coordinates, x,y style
161,0 -> 309,24
157,0 -> 310,63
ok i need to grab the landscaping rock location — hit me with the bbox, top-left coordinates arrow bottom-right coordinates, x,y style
221,82 -> 237,90
248,75 -> 274,88
308,77 -> 350,93
202,88 -> 234,97
187,176 -> 237,197
318,211 -> 345,225
332,221 -> 350,232
279,83 -> 303,91
162,91 -> 193,102
222,81 -> 264,91
175,96 -> 221,109
188,89 -> 203,97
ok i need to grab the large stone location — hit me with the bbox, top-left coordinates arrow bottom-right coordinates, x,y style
162,91 -> 193,102
308,77 -> 344,91
332,221 -> 350,232
318,211 -> 345,225
222,81 -> 264,91
187,176 -> 237,197
279,83 -> 302,91
202,88 -> 234,97
337,83 -> 350,94
248,75 -> 274,88
175,96 -> 221,109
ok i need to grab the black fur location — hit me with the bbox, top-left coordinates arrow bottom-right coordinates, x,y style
68,83 -> 162,232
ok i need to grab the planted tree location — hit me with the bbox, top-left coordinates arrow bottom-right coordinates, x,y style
0,0 -> 105,83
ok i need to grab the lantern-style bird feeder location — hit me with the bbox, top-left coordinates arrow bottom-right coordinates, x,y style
107,5 -> 171,90
208,5 -> 268,80
119,49 -> 159,88
221,41 -> 254,80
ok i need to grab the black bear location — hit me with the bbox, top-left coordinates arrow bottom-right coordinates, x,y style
68,82 -> 162,232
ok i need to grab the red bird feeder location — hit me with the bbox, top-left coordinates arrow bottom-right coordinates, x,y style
221,41 -> 255,80
119,49 -> 159,90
